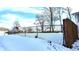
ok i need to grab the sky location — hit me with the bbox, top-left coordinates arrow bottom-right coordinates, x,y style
0,7 -> 44,29
0,0 -> 79,29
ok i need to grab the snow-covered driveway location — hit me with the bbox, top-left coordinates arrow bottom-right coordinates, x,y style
0,35 -> 51,51
0,34 -> 71,51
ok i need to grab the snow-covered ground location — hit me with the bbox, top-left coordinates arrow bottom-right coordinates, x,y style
19,33 -> 63,45
0,31 -> 78,51
72,40 -> 79,50
0,34 -> 71,51
0,35 -> 50,51
0,31 -> 5,35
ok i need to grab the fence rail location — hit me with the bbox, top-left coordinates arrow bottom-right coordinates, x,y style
24,25 -> 63,33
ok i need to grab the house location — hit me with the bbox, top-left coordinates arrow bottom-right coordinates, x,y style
72,12 -> 79,37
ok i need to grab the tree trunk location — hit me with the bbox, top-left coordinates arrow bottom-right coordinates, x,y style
67,7 -> 71,20
59,9 -> 62,32
41,25 -> 44,32
49,7 -> 54,32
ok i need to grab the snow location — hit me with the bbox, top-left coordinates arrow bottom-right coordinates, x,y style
0,35 -> 49,51
38,33 -> 63,45
72,40 -> 79,50
0,32 -> 72,51
0,31 -> 5,35
19,33 -> 63,45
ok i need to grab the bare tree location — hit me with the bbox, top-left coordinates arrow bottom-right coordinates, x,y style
49,7 -> 54,32
14,21 -> 20,27
35,7 -> 72,32
40,7 -> 54,32
36,14 -> 45,32
57,7 -> 64,32
67,7 -> 72,20
12,21 -> 21,32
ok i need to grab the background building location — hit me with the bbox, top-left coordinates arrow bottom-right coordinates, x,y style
73,12 -> 79,37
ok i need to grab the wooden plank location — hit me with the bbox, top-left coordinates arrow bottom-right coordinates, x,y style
63,18 -> 78,48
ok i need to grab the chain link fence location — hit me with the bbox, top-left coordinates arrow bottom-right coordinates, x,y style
24,25 -> 63,33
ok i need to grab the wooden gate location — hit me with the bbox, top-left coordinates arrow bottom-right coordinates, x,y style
63,18 -> 78,48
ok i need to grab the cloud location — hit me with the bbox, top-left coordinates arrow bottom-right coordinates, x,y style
0,0 -> 79,13
9,7 -> 43,14
0,0 -> 78,7
0,7 -> 44,29
0,0 -> 49,7
0,13 -> 36,29
0,7 -> 43,14
0,0 -> 79,29
0,7 -> 44,20
18,18 -> 36,27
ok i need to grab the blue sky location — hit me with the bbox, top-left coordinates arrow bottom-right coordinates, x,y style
0,7 -> 78,29
0,0 -> 79,29
0,9 -> 36,19
0,7 -> 44,29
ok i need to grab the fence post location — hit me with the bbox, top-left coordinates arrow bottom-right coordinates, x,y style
35,26 -> 38,38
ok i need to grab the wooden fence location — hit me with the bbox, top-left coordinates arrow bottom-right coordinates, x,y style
63,18 -> 78,48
